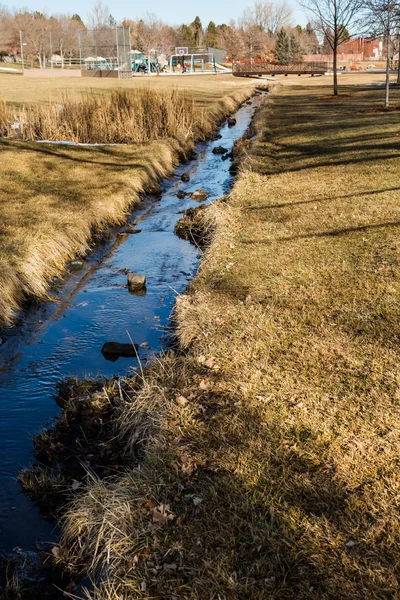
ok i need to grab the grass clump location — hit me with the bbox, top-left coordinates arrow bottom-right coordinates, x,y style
18,377 -> 131,518
48,79 -> 400,599
175,204 -> 211,248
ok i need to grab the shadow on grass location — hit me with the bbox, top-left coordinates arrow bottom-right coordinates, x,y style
240,220 -> 400,244
245,185 -> 400,212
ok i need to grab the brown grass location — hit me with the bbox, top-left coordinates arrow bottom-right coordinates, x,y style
0,73 -> 259,109
0,81 -> 260,327
5,88 -> 196,144
53,79 -> 400,599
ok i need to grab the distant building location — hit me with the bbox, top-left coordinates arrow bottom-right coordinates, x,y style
303,37 -> 384,63
337,38 -> 383,59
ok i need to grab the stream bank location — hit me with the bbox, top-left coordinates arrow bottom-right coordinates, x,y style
0,91 -> 266,598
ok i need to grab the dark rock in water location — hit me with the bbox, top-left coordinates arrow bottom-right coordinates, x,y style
191,189 -> 209,202
222,152 -> 233,161
246,100 -> 252,105
213,133 -> 223,140
177,190 -> 186,199
69,260 -> 84,271
181,173 -> 190,182
125,227 -> 142,234
128,287 -> 146,297
127,273 -> 146,291
228,117 -> 237,127
229,163 -> 238,174
102,342 -> 139,360
212,146 -> 229,155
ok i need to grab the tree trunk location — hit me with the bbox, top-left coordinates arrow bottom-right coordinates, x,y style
385,33 -> 390,107
397,34 -> 400,84
333,0 -> 338,96
333,41 -> 338,96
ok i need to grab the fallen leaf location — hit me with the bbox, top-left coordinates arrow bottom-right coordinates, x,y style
199,380 -> 208,390
71,480 -> 82,491
176,395 -> 188,407
152,503 -> 175,524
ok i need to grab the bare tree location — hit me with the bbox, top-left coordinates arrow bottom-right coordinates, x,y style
242,1 -> 292,35
88,0 -> 110,30
362,0 -> 400,106
51,14 -> 81,67
0,5 -> 17,57
134,13 -> 175,55
218,22 -> 245,63
300,0 -> 363,95
14,11 -> 50,68
239,23 -> 266,62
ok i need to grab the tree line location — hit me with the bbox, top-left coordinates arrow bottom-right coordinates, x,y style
0,0 -> 320,67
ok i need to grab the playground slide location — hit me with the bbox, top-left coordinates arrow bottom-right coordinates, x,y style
215,63 -> 231,72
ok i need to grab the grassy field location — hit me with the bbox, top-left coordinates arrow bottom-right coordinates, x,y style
44,77 -> 400,599
0,75 -> 258,327
0,73 -> 253,109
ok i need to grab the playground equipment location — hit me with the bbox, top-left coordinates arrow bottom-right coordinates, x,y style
129,50 -> 162,73
84,56 -> 117,71
170,52 -> 216,73
169,47 -> 226,73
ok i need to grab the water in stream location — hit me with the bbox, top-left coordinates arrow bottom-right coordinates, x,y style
0,97 -> 261,552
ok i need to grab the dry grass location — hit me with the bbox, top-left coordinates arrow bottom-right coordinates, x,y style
2,88 -> 196,144
54,79 -> 400,599
0,138 -> 179,326
0,80 -> 259,326
0,73 -> 255,109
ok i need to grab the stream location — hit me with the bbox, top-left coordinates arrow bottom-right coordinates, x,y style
0,95 -> 262,552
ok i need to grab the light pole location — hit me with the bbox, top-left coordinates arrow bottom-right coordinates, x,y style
19,31 -> 26,72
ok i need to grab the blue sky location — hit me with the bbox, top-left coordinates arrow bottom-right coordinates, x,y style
8,0 -> 308,28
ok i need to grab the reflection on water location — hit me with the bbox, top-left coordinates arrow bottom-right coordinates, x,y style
0,98 -> 260,551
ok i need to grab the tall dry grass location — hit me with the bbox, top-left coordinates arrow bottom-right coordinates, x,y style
16,88 -> 197,144
0,97 -> 10,137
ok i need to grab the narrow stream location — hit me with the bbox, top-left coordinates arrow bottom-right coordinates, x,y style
0,96 -> 261,552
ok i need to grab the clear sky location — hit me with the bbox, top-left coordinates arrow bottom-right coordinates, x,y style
8,0 -> 308,28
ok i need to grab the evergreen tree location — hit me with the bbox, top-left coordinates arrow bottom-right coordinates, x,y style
71,14 -> 85,28
191,16 -> 203,46
108,14 -> 117,27
338,24 -> 350,42
275,28 -> 291,63
290,33 -> 301,60
177,24 -> 195,47
206,21 -> 217,47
